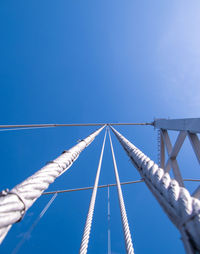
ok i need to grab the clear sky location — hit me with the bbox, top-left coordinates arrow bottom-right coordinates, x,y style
0,0 -> 200,253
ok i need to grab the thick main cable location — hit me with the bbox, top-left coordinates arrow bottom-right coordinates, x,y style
110,126 -> 200,254
108,130 -> 134,254
12,193 -> 57,254
0,125 -> 105,244
79,129 -> 107,254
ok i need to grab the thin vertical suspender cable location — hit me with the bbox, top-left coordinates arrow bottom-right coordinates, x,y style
107,185 -> 111,254
108,129 -> 135,254
79,129 -> 107,254
12,193 -> 58,254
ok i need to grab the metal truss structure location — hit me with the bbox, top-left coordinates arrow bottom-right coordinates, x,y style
154,118 -> 200,197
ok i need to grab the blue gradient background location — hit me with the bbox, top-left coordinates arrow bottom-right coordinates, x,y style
0,0 -> 200,253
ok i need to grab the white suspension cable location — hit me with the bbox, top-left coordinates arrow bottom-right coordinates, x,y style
12,193 -> 57,254
110,126 -> 200,254
0,127 -> 53,132
108,130 -> 135,254
107,185 -> 111,254
79,129 -> 107,254
42,180 -> 144,195
41,179 -> 200,195
0,122 -> 152,130
0,125 -> 105,244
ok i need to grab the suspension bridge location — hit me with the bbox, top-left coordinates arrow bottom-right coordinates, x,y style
0,118 -> 200,253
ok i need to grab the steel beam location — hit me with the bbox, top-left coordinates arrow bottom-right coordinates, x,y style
160,133 -> 165,168
160,130 -> 184,186
154,118 -> 200,133
170,131 -> 187,159
164,131 -> 187,172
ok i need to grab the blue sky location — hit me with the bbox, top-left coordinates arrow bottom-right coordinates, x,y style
0,0 -> 200,253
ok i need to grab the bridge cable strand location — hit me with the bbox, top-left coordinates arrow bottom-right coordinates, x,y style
107,185 -> 111,254
41,179 -> 200,195
0,122 -> 152,130
79,128 -> 107,254
0,125 -> 105,244
12,193 -> 57,254
110,126 -> 200,254
0,127 -> 54,132
108,129 -> 135,254
42,180 -> 144,195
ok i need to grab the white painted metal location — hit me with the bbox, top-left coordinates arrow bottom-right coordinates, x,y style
161,129 -> 172,153
164,131 -> 187,171
110,126 -> 200,254
108,130 -> 134,254
155,118 -> 200,200
79,129 -> 107,254
159,130 -> 165,168
154,118 -> 200,133
161,130 -> 184,186
169,131 -> 187,159
157,130 -> 161,166
0,126 -> 105,244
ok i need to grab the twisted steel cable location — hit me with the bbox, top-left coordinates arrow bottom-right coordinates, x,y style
0,122 -> 152,130
79,129 -> 107,254
0,125 -> 105,244
110,126 -> 200,253
107,185 -> 111,254
108,130 -> 134,254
